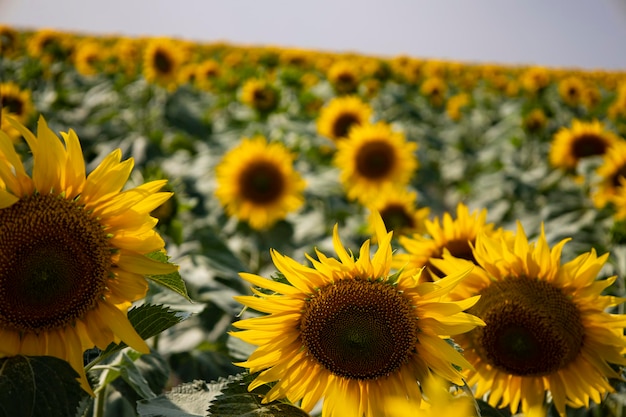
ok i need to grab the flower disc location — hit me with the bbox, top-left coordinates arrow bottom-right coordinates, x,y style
471,278 -> 584,376
301,279 -> 418,380
0,194 -> 109,332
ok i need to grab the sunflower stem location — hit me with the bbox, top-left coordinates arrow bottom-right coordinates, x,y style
93,383 -> 108,417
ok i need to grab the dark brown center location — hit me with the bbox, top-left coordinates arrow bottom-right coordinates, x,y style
238,160 -> 285,204
0,194 -> 111,332
300,279 -> 418,380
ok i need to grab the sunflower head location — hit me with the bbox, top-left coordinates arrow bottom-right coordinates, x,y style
327,60 -> 361,95
0,116 -> 177,394
445,93 -> 471,121
232,212 -> 484,416
27,28 -> 73,64
316,95 -> 373,141
73,40 -> 103,76
592,139 -> 626,208
558,76 -> 585,107
214,136 -> 305,230
420,77 -> 447,107
396,203 -> 505,282
521,66 -> 550,95
522,108 -> 548,133
431,223 -> 626,416
334,121 -> 418,205
366,186 -> 430,239
240,78 -> 280,114
195,59 -> 221,91
142,37 -> 186,90
1,82 -> 35,142
0,25 -> 20,58
549,119 -> 620,172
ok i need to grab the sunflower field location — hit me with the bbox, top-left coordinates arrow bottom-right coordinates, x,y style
3,25 -> 626,417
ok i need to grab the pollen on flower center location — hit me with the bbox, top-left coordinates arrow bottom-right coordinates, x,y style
471,277 -> 585,376
0,193 -> 111,332
300,278 -> 418,380
239,160 -> 285,204
355,140 -> 395,179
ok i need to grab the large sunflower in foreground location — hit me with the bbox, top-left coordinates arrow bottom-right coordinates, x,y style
316,95 -> 373,142
431,224 -> 626,416
334,121 -> 417,205
0,116 -> 177,393
214,136 -> 305,230
396,203 -> 505,283
549,119 -> 619,172
232,212 -> 484,417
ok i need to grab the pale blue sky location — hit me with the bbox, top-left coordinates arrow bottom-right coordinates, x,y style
2,0 -> 626,70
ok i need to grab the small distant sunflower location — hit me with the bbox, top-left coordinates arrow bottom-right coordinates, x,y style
558,76 -> 585,107
0,116 -> 177,393
522,108 -> 548,133
26,28 -> 72,64
431,223 -> 626,416
316,95 -> 373,141
232,212 -> 484,417
215,136 -> 305,230
327,60 -> 360,95
397,203 -> 505,282
420,77 -> 447,107
195,59 -> 221,91
445,93 -> 470,121
1,82 -> 35,142
520,66 -> 550,95
592,139 -> 626,208
549,119 -> 619,172
73,40 -> 103,76
366,187 -> 430,238
334,122 -> 418,205
142,37 -> 185,90
0,25 -> 20,58
240,78 -> 280,114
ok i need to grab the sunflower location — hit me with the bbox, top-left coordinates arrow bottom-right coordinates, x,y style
396,203 -> 505,283
592,139 -> 626,208
0,116 -> 177,393
142,37 -> 185,90
214,136 -> 305,230
73,40 -> 103,77
520,66 -> 550,95
231,212 -> 484,417
558,76 -> 585,107
316,96 -> 373,142
0,25 -> 20,58
26,28 -> 72,64
522,108 -> 548,133
327,60 -> 360,95
195,59 -> 221,91
420,77 -> 447,107
334,122 -> 418,205
430,223 -> 626,416
240,78 -> 280,114
1,82 -> 35,142
549,119 -> 620,172
445,93 -> 470,121
365,186 -> 430,239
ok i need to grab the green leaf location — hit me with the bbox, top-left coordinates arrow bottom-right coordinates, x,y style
0,356 -> 86,417
207,373 -> 311,417
119,352 -> 157,400
137,380 -> 222,417
99,304 -> 191,358
146,251 -> 190,301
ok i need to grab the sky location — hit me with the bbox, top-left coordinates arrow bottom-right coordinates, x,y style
2,0 -> 626,70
